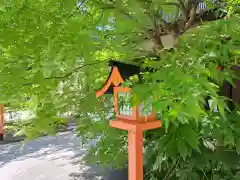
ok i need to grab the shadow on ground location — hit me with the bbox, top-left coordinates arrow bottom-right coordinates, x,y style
0,132 -> 84,167
0,132 -> 128,180
69,167 -> 128,180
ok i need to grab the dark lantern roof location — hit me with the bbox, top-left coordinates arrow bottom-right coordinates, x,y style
96,60 -> 142,96
109,60 -> 141,80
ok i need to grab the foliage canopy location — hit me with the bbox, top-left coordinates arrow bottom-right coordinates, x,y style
0,0 -> 240,179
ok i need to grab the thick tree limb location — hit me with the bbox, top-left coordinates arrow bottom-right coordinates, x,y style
184,5 -> 197,31
100,2 -> 150,32
159,19 -> 171,33
178,0 -> 188,21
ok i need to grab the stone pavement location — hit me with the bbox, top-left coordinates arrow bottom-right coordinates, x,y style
0,132 -> 104,180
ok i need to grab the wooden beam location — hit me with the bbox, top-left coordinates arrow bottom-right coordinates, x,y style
128,128 -> 143,180
110,120 -> 162,180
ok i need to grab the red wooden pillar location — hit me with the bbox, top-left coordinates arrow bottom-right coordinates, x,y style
110,120 -> 161,180
0,105 -> 4,140
128,128 -> 143,180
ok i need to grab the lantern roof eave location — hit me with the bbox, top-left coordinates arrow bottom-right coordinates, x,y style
96,60 -> 142,97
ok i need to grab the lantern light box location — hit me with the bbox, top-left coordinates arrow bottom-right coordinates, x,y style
96,60 -> 162,180
114,87 -> 155,122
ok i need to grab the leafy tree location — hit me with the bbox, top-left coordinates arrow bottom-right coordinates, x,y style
0,0 -> 240,179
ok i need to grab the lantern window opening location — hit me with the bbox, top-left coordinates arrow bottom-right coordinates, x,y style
139,96 -> 153,117
118,92 -> 133,116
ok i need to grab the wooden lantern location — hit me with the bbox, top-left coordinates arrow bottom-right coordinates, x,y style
96,60 -> 162,180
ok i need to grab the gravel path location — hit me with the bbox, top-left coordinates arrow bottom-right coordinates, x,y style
0,132 -> 104,180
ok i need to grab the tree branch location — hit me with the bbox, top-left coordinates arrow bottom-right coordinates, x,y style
102,5 -> 132,19
98,1 -> 150,33
178,0 -> 188,21
164,2 -> 180,8
24,61 -> 106,86
45,61 -> 106,80
183,4 -> 197,31
159,19 -> 171,33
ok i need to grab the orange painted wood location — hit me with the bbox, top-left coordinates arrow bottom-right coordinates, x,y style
96,66 -> 124,97
128,128 -> 143,180
110,119 -> 162,131
110,119 -> 162,180
113,87 -> 138,121
0,105 -> 4,140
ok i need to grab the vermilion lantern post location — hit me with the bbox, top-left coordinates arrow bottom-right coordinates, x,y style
0,104 -> 4,141
96,60 -> 162,180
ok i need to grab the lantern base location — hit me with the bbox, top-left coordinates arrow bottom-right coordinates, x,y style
110,119 -> 162,131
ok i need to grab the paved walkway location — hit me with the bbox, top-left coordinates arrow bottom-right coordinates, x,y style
0,132 -> 104,180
